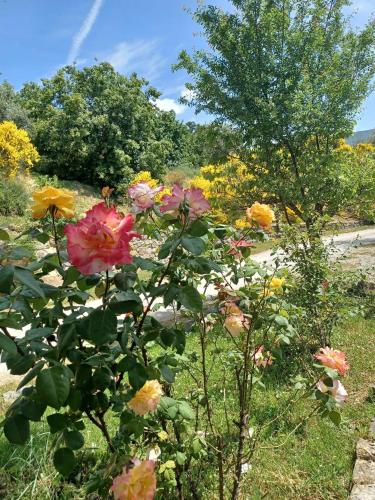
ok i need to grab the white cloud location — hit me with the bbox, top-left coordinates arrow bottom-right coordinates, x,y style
155,97 -> 186,114
105,39 -> 165,82
67,0 -> 104,65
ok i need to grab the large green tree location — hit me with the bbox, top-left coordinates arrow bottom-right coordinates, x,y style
0,82 -> 31,130
176,0 -> 375,226
20,63 -> 190,188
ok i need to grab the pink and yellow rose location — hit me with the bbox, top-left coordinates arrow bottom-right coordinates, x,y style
224,314 -> 249,337
314,347 -> 349,376
64,202 -> 140,275
128,380 -> 163,416
128,182 -> 163,213
160,184 -> 210,220
111,459 -> 156,500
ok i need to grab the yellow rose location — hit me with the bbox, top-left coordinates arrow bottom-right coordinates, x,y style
128,380 -> 163,416
269,277 -> 285,289
31,186 -> 75,219
246,202 -> 275,229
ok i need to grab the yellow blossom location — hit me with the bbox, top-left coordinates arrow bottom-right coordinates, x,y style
188,175 -> 212,198
269,277 -> 285,289
128,380 -> 163,416
246,202 -> 275,229
0,121 -> 39,178
155,186 -> 172,203
31,186 -> 75,219
132,171 -> 159,188
234,218 -> 250,230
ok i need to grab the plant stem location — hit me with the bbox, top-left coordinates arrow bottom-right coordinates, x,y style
51,209 -> 62,267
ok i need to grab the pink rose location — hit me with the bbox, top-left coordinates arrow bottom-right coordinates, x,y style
64,202 -> 140,275
160,184 -> 210,220
128,182 -> 163,213
317,379 -> 348,407
314,347 -> 349,376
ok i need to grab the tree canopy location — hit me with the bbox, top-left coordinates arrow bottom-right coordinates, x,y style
176,0 -> 375,225
20,63 -> 192,188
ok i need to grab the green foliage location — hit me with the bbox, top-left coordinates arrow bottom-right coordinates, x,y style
0,81 -> 31,130
176,0 -> 375,225
0,191 -> 347,498
0,177 -> 29,216
20,63 -> 191,188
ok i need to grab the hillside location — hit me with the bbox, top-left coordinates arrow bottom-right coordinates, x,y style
346,128 -> 375,145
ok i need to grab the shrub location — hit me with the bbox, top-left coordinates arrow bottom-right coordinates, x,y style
0,177 -> 29,216
0,120 -> 39,178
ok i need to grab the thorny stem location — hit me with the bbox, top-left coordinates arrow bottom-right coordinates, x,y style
85,410 -> 115,453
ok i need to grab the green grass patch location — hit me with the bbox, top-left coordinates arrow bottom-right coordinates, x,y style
0,315 -> 373,499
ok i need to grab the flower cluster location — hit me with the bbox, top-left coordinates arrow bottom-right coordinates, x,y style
0,120 -> 40,178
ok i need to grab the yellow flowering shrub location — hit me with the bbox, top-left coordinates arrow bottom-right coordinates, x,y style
0,121 -> 39,178
131,170 -> 158,188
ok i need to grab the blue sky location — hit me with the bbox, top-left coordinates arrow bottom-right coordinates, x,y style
0,0 -> 374,130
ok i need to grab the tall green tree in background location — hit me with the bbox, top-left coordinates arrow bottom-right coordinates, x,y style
0,82 -> 31,130
176,0 -> 375,227
20,63 -> 191,188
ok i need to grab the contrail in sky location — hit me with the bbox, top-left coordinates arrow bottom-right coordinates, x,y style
67,0 -> 104,64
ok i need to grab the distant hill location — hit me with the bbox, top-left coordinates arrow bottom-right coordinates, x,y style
346,128 -> 375,145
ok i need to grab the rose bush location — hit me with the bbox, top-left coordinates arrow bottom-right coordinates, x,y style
0,181 -> 348,499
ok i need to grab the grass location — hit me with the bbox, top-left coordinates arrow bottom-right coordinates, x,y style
0,312 -> 374,499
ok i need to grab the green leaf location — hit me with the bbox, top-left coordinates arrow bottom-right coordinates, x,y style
7,354 -> 34,375
181,237 -> 205,256
128,364 -> 148,390
57,324 -> 77,355
178,401 -> 195,420
176,451 -> 187,465
64,430 -> 84,450
160,364 -> 175,383
164,285 -> 180,307
0,228 -> 10,241
0,265 -> 14,294
274,315 -> 288,327
14,267 -> 45,298
17,361 -> 45,390
47,413 -> 69,433
36,366 -> 70,409
328,411 -> 341,426
0,331 -> 17,355
188,219 -> 209,237
88,309 -> 117,346
133,257 -> 161,270
114,272 -> 137,291
178,286 -> 203,312
4,415 -> 30,445
63,266 -> 81,286
53,448 -> 76,476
